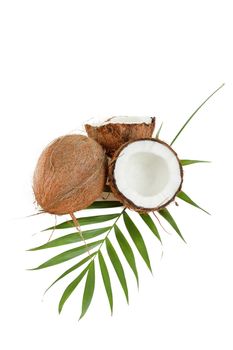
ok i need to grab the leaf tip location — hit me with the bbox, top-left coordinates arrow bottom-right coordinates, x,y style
58,304 -> 63,314
78,313 -> 85,321
148,264 -> 153,274
26,247 -> 37,252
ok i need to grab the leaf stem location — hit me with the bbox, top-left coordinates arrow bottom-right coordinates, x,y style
70,213 -> 91,256
170,83 -> 225,146
47,215 -> 57,242
155,122 -> 163,139
90,208 -> 126,263
152,212 -> 172,235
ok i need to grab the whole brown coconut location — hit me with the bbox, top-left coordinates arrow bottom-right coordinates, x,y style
85,116 -> 155,157
33,135 -> 106,215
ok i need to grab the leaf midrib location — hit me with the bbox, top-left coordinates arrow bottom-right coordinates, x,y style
88,208 -> 126,265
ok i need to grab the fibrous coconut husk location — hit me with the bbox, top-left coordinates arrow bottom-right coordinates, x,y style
33,134 -> 106,215
85,117 -> 155,157
108,138 -> 183,213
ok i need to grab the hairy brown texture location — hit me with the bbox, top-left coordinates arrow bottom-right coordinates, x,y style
33,135 -> 107,215
108,138 -> 183,213
85,117 -> 155,157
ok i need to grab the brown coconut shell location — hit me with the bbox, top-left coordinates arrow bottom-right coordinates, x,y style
108,138 -> 183,213
33,134 -> 107,215
85,117 -> 156,157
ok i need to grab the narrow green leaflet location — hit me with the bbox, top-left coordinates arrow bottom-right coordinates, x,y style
29,227 -> 110,251
158,208 -> 186,242
98,251 -> 113,314
43,213 -> 119,231
79,261 -> 95,320
140,213 -> 162,243
87,201 -> 123,209
155,122 -> 163,139
114,225 -> 139,287
31,240 -> 102,270
59,266 -> 89,313
177,191 -> 210,215
44,253 -> 95,294
180,159 -> 210,166
123,212 -> 152,272
170,83 -> 225,146
106,238 -> 129,303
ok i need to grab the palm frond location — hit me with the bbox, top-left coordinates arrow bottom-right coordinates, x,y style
79,261 -> 95,319
43,213 -> 120,231
140,213 -> 162,243
59,266 -> 89,313
177,191 -> 210,215
30,240 -> 102,270
158,208 -> 186,242
98,251 -> 113,315
180,159 -> 211,166
87,201 -> 123,209
28,227 -> 111,251
44,253 -> 95,294
106,238 -> 129,303
155,122 -> 163,139
115,225 -> 139,287
123,212 -> 152,272
170,83 -> 224,146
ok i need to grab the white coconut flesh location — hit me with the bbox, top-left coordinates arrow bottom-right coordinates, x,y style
113,140 -> 182,209
88,116 -> 154,127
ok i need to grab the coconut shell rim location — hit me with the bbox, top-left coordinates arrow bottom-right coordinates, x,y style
108,138 -> 183,213
85,116 -> 156,130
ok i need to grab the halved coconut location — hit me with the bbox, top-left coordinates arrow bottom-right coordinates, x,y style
109,138 -> 183,212
85,116 -> 155,157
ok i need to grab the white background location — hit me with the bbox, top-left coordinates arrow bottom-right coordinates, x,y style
0,1 -> 232,349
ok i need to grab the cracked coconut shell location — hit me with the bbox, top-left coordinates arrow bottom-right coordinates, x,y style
85,116 -> 156,157
33,134 -> 107,215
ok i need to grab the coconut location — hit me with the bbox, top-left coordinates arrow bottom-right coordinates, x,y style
33,134 -> 106,215
109,138 -> 183,212
85,116 -> 155,157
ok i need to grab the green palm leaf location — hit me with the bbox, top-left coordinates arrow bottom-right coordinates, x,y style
43,214 -> 119,231
123,212 -> 152,272
158,208 -> 186,242
29,227 -> 110,251
87,201 -> 123,209
170,83 -> 224,146
140,213 -> 162,243
98,251 -> 113,315
30,240 -> 102,270
44,253 -> 95,294
180,159 -> 210,166
58,266 -> 89,313
79,261 -> 95,320
114,225 -> 139,287
177,191 -> 210,215
106,238 -> 129,303
155,122 -> 163,139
